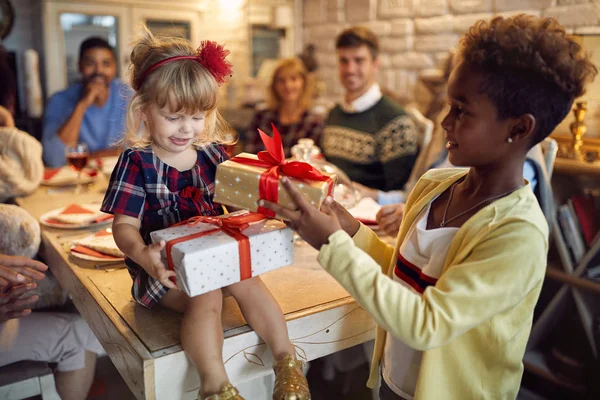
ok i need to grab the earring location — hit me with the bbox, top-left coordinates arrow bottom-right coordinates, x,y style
507,137 -> 513,143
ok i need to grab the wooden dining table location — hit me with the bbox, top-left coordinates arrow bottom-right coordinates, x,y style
16,169 -> 382,400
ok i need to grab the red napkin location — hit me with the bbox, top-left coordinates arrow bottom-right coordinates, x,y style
94,229 -> 113,237
71,245 -> 121,260
94,214 -> 113,222
45,206 -> 113,225
45,216 -> 113,225
60,204 -> 95,215
43,169 -> 97,181
44,218 -> 66,225
44,169 -> 61,180
356,217 -> 378,225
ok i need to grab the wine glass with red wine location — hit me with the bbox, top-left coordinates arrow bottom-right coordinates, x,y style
65,143 -> 89,193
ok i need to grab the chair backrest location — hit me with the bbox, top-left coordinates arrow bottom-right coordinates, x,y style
403,106 -> 434,151
527,139 -> 557,231
539,137 -> 558,179
402,106 -> 435,192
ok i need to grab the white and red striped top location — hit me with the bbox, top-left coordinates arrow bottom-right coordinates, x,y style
382,201 -> 458,399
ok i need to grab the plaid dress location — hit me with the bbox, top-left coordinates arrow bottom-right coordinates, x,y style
100,145 -> 228,308
243,109 -> 324,158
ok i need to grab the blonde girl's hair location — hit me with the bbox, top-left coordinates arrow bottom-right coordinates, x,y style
124,26 -> 236,148
266,57 -> 314,112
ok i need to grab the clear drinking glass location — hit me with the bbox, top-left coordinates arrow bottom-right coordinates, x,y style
291,138 -> 361,209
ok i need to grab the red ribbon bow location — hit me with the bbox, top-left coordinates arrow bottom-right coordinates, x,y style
164,212 -> 266,285
230,124 -> 333,218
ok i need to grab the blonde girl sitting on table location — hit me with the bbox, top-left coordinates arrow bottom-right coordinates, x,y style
101,27 -> 310,400
259,14 -> 597,400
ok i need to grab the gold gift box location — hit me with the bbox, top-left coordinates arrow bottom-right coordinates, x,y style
214,153 -> 334,220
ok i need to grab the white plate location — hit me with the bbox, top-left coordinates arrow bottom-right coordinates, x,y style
348,197 -> 382,223
97,156 -> 119,175
42,168 -> 97,187
42,176 -> 96,187
39,204 -> 113,230
69,245 -> 124,262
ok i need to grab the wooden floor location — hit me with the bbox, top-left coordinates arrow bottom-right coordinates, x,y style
17,353 -> 551,400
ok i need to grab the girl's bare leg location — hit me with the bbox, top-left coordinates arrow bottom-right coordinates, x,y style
161,289 -> 229,396
227,277 -> 309,399
227,277 -> 294,359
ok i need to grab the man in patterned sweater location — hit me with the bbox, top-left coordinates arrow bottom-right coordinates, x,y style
321,26 -> 418,192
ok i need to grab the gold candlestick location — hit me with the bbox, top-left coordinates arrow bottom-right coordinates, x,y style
569,101 -> 587,161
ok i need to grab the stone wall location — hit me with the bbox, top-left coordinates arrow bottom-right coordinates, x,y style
209,0 -> 297,107
302,0 -> 600,107
201,0 -> 251,108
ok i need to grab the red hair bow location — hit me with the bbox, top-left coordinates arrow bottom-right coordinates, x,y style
137,40 -> 233,89
196,41 -> 233,85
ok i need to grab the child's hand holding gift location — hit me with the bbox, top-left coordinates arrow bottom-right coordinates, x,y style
259,177 -> 361,249
140,240 -> 178,290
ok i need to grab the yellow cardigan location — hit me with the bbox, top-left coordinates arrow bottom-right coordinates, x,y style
318,168 -> 549,399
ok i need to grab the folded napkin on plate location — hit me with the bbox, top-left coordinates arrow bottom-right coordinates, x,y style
50,204 -> 112,225
348,197 -> 382,225
95,156 -> 119,174
43,167 -> 96,184
72,229 -> 123,258
71,245 -> 121,259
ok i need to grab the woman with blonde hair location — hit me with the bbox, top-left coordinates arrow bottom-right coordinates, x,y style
244,57 -> 324,157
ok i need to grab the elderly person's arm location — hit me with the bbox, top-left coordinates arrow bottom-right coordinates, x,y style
0,254 -> 47,323
0,108 -> 44,200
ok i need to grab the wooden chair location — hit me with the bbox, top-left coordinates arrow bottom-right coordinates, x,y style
0,360 -> 60,400
528,137 -> 558,226
540,137 -> 559,178
404,105 -> 434,152
525,137 -> 599,396
402,106 -> 435,193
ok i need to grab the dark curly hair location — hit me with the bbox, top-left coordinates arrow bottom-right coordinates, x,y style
458,14 -> 597,146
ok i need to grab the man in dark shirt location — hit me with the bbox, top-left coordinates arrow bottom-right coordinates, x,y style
321,26 -> 418,191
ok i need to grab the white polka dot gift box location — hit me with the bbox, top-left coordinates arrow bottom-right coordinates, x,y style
150,211 -> 294,297
213,125 -> 335,220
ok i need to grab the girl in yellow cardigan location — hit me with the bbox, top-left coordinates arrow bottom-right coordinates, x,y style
260,15 -> 596,400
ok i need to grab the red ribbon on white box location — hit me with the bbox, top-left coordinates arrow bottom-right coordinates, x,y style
164,212 -> 266,285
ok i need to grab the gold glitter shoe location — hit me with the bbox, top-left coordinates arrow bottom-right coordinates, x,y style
272,353 -> 311,400
199,383 -> 245,400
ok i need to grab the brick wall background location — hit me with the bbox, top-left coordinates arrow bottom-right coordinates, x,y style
302,0 -> 600,109
2,0 -> 599,129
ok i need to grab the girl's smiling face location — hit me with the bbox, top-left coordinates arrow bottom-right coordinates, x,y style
143,103 -> 206,155
441,61 -> 517,168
